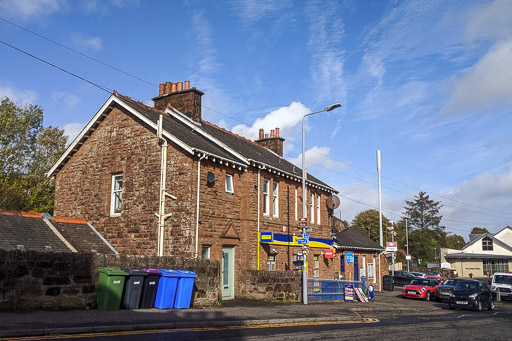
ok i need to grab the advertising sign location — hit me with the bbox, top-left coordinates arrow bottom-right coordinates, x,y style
260,232 -> 273,243
385,241 -> 397,252
346,252 -> 354,263
324,249 -> 334,258
344,285 -> 354,302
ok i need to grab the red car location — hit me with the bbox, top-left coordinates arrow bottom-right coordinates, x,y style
402,278 -> 440,301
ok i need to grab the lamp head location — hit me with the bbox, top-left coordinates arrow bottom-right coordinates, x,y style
325,103 -> 342,112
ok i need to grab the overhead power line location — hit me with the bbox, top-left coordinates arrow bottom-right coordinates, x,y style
0,40 -> 112,94
0,16 -> 157,88
3,16 -> 510,220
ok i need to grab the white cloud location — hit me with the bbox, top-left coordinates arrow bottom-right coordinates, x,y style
0,0 -> 62,21
70,34 -> 103,51
52,92 -> 80,108
0,86 -> 37,105
232,101 -> 309,141
82,0 -> 140,14
229,0 -> 292,23
439,39 -> 512,116
63,122 -> 85,144
466,0 -> 512,43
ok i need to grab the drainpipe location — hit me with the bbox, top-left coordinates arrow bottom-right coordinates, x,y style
257,167 -> 261,270
195,153 -> 206,258
378,251 -> 382,292
156,114 -> 175,257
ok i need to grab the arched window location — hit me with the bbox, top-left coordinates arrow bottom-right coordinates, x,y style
482,237 -> 493,251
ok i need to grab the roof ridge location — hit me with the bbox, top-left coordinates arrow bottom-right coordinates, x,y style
201,120 -> 266,149
114,91 -> 169,115
0,210 -> 42,218
53,216 -> 87,224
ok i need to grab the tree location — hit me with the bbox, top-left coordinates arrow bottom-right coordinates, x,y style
403,192 -> 445,265
443,233 -> 466,249
351,209 -> 391,244
470,227 -> 490,235
0,97 -> 67,213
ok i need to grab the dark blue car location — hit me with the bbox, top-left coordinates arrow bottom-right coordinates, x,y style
448,279 -> 494,311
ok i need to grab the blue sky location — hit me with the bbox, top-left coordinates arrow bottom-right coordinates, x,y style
1,0 -> 511,239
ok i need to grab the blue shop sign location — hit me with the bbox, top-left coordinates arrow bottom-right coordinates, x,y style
346,252 -> 354,263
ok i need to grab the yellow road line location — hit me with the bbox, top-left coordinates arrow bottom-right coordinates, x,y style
6,318 -> 379,340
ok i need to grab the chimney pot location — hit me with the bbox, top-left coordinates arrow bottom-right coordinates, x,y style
265,133 -> 269,138
185,80 -> 190,90
177,82 -> 183,91
159,83 -> 165,96
276,128 -> 280,137
270,129 -> 275,138
165,81 -> 171,94
259,128 -> 264,139
171,82 -> 177,93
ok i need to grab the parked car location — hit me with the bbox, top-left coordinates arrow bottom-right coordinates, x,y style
435,278 -> 465,301
427,275 -> 443,284
391,271 -> 416,288
424,270 -> 442,277
402,278 -> 440,301
409,272 -> 427,278
491,272 -> 512,301
448,279 -> 494,311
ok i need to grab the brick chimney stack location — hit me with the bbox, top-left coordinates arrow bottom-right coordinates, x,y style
152,80 -> 204,122
255,128 -> 285,157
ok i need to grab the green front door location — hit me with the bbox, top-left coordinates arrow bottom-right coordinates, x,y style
222,246 -> 235,300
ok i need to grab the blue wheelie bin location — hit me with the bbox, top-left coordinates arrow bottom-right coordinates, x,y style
173,270 -> 198,309
154,269 -> 180,309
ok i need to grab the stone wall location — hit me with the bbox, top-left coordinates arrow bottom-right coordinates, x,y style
0,250 -> 219,311
244,270 -> 302,302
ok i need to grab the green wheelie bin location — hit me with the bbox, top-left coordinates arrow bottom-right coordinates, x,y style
96,267 -> 129,311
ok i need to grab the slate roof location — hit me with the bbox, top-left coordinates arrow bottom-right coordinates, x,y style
0,212 -> 70,252
334,227 -> 385,252
48,92 -> 336,193
444,253 -> 512,259
0,211 -> 116,254
51,217 -> 116,254
116,94 -> 334,190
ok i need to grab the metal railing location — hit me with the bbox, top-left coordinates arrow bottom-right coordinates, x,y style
308,279 -> 363,302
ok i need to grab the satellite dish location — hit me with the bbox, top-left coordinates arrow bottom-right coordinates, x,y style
207,171 -> 216,184
326,195 -> 340,210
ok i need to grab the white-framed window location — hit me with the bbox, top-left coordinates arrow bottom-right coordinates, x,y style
267,255 -> 276,271
202,245 -> 210,259
362,255 -> 366,277
110,174 -> 123,216
310,193 -> 314,223
294,188 -> 298,221
263,178 -> 269,216
316,194 -> 321,225
272,181 -> 279,217
367,262 -> 375,280
225,174 -> 234,194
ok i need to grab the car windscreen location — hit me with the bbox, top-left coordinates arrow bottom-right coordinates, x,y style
494,275 -> 512,285
453,281 -> 479,292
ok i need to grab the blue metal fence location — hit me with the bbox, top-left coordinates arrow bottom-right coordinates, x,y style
308,279 -> 363,302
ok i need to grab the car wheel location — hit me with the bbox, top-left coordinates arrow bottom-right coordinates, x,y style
402,295 -> 406,299
449,303 -> 455,310
488,300 -> 494,311
425,292 -> 431,301
476,300 -> 482,312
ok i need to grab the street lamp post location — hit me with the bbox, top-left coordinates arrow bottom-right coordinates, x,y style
405,218 -> 409,272
301,103 -> 341,305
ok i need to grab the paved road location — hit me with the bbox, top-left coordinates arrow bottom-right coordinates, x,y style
19,301 -> 512,341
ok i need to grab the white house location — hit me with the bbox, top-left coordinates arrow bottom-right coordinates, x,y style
441,226 -> 512,278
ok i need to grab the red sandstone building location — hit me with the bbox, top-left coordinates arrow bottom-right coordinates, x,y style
48,81 -> 341,299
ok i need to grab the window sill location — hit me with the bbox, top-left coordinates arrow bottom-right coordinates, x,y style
110,213 -> 121,217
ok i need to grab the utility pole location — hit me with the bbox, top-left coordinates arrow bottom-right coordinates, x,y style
406,218 -> 410,272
